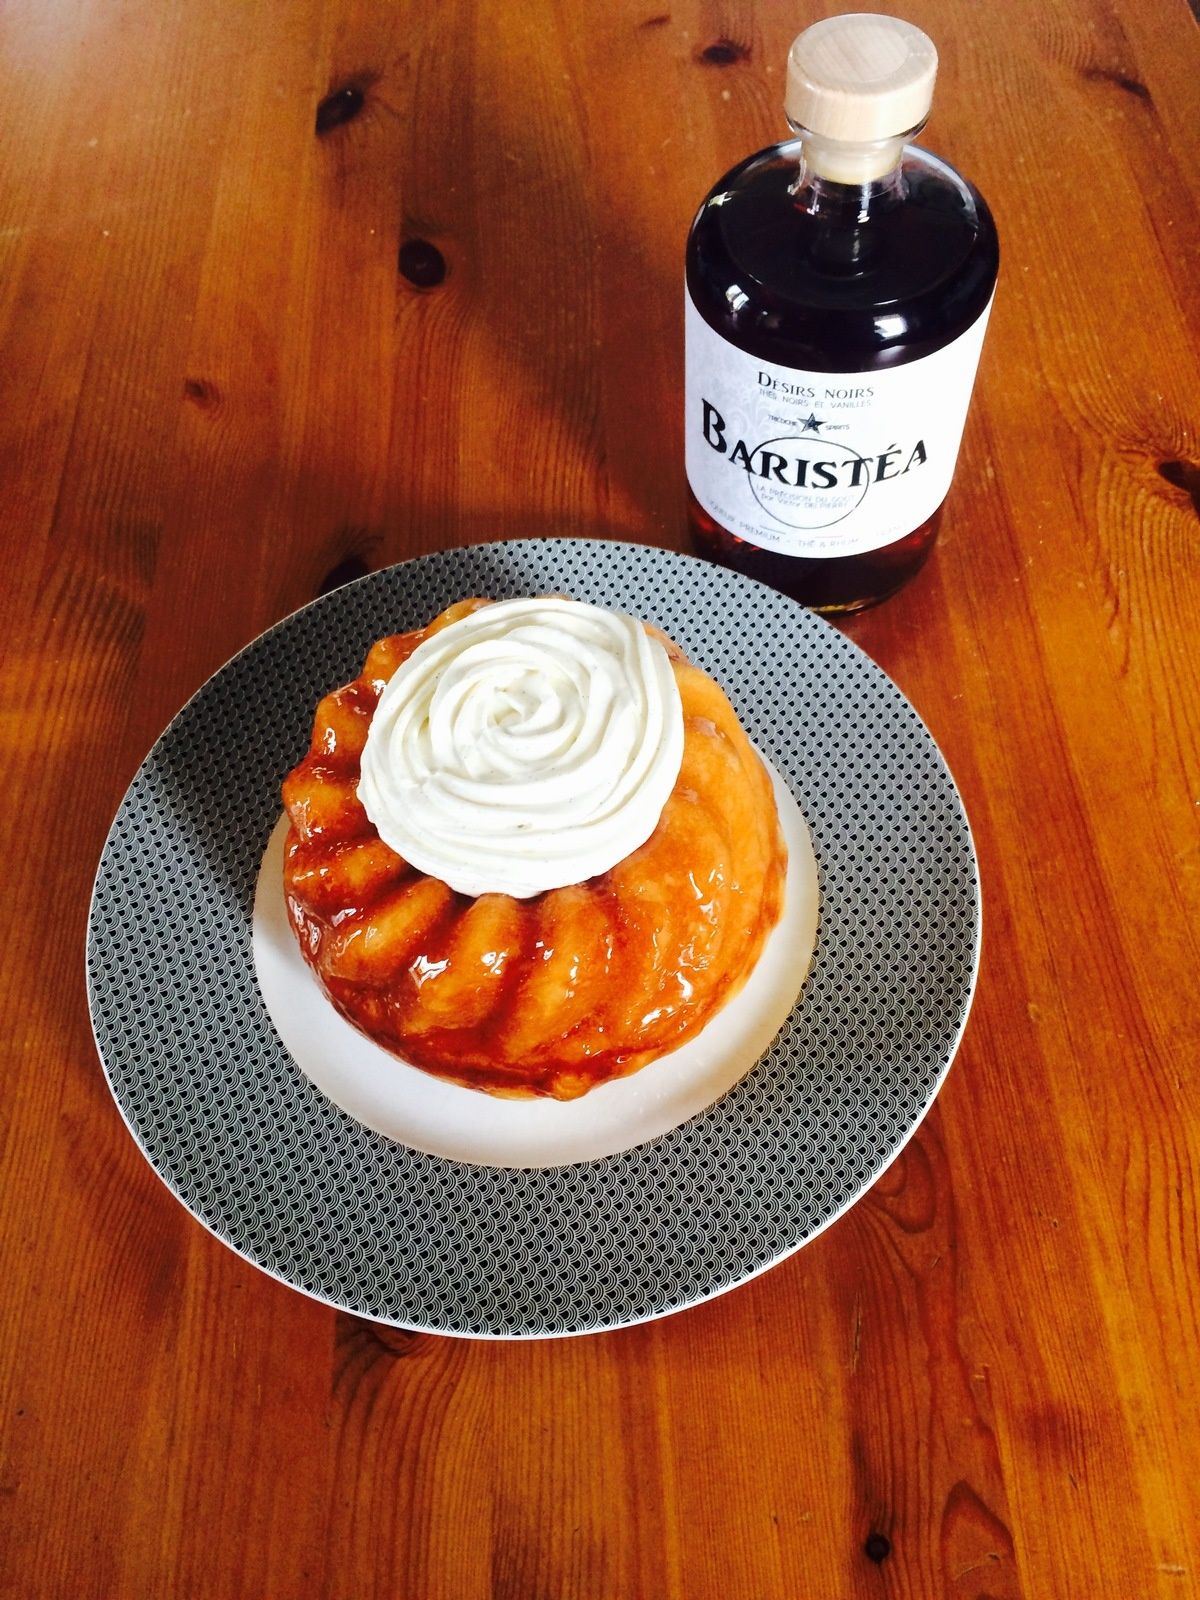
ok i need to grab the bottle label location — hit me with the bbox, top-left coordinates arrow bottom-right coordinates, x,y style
684,290 -> 994,558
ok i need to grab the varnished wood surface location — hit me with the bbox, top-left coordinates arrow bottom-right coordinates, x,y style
2,0 -> 1198,1594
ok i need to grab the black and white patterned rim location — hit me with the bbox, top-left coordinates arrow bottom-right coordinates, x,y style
87,539 -> 980,1338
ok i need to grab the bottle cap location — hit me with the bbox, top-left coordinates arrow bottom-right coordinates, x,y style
785,14 -> 937,142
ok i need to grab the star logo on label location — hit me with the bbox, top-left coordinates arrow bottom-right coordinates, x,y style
800,413 -> 826,433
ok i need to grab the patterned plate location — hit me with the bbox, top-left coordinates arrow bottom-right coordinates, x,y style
87,539 -> 979,1338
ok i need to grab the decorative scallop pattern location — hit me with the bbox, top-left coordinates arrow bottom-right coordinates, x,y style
86,540 -> 979,1337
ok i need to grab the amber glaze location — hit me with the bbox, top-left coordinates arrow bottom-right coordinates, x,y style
281,601 -> 787,1099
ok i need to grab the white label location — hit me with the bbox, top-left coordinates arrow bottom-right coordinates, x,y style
685,289 -> 994,558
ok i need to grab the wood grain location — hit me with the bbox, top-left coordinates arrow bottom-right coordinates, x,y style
2,0 -> 1198,1595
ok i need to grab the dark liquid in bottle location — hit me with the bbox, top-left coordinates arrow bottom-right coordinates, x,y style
686,143 -> 999,613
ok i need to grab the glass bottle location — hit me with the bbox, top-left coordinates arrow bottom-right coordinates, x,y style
685,14 -> 999,613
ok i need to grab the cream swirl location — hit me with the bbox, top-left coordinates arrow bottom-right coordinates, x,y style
357,597 -> 685,898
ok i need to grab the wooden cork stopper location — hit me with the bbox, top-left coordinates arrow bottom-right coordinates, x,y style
785,14 -> 937,142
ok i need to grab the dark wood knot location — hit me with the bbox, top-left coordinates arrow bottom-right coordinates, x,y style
1159,459 -> 1200,519
1082,65 -> 1151,101
183,377 -> 220,411
399,237 -> 447,288
315,84 -> 365,135
699,38 -> 750,66
317,551 -> 372,596
864,1532 -> 891,1563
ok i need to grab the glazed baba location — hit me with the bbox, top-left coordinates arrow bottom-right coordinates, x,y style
282,596 -> 786,1099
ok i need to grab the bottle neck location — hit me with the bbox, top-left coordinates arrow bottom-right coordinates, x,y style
789,137 -> 908,274
789,125 -> 914,221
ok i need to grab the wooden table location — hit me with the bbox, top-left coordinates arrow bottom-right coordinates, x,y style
3,0 -> 1197,1594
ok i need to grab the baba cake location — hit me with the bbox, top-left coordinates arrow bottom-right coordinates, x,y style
281,596 -> 787,1099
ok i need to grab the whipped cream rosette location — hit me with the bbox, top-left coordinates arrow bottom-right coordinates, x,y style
357,597 -> 686,898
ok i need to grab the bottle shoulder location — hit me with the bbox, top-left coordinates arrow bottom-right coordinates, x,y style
686,141 -> 999,371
